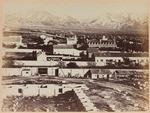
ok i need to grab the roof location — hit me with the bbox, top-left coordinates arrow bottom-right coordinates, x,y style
116,70 -> 145,75
67,37 -> 76,41
87,48 -> 99,53
53,45 -> 74,49
90,69 -> 111,74
87,39 -> 99,43
94,52 -> 149,57
101,40 -> 114,43
88,39 -> 114,44
3,36 -> 22,43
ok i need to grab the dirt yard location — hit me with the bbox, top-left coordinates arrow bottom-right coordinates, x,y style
1,76 -> 149,112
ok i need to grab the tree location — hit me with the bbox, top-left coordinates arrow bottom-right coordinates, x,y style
80,51 -> 87,60
58,61 -> 65,68
32,51 -> 37,58
87,62 -> 96,67
67,62 -> 78,68
123,57 -> 131,65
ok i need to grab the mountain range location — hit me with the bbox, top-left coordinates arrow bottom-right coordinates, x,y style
3,9 -> 148,33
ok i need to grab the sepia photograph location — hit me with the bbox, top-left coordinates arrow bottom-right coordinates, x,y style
0,0 -> 149,112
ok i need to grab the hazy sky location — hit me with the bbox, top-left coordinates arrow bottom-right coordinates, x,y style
4,0 -> 149,19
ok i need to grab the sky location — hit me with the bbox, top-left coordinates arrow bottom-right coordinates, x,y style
3,0 -> 149,20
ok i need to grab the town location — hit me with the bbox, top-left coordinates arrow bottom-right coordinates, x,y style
1,1 -> 149,112
1,28 -> 149,112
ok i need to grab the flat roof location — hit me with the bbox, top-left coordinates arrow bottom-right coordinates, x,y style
90,69 -> 111,74
87,48 -> 99,53
94,52 -> 149,57
53,45 -> 74,49
3,36 -> 22,43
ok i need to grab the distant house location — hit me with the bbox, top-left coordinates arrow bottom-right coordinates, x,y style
37,51 -> 62,62
113,70 -> 147,79
3,36 -> 23,46
58,68 -> 112,79
53,45 -> 83,56
89,69 -> 112,79
87,35 -> 117,48
67,35 -> 77,45
87,48 -> 99,58
93,52 -> 149,66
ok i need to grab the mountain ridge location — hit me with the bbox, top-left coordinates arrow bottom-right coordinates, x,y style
3,9 -> 148,33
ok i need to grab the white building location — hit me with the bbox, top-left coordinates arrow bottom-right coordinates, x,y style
94,52 -> 149,66
87,36 -> 117,48
2,67 -> 58,76
89,69 -> 112,79
67,35 -> 77,45
3,36 -> 23,46
53,45 -> 83,56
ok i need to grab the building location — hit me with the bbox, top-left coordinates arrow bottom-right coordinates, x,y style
3,48 -> 41,57
58,68 -> 112,79
67,35 -> 77,45
113,70 -> 147,79
3,36 -> 23,46
87,48 -> 99,58
2,84 -> 73,98
89,69 -> 112,79
94,52 -> 149,66
53,45 -> 84,56
87,36 -> 117,48
37,51 -> 62,62
2,67 -> 58,76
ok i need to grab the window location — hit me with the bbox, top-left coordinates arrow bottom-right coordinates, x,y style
18,89 -> 22,93
59,88 -> 63,93
40,85 -> 47,88
38,68 -> 48,74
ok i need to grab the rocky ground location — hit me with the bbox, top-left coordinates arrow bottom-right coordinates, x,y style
84,80 -> 149,112
1,76 -> 149,112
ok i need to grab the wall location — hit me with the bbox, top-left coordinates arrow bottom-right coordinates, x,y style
64,61 -> 95,67
2,68 -> 22,76
2,84 -> 85,99
130,57 -> 149,64
58,68 -> 89,77
2,67 -> 57,76
58,68 -> 149,78
14,60 -> 58,66
47,67 -> 58,76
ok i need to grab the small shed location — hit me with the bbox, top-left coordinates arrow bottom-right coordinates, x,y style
89,69 -> 112,79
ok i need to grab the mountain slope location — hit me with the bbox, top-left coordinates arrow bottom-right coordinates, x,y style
3,9 -> 148,33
